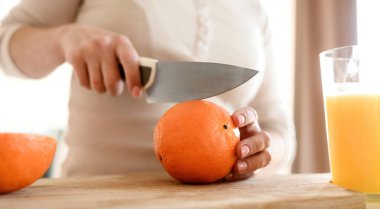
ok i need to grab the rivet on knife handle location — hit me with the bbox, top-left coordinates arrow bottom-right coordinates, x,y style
118,57 -> 158,90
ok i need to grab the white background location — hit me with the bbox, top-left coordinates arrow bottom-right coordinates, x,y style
0,0 -> 71,134
357,1 -> 380,56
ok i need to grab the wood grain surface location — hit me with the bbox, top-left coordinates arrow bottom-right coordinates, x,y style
0,173 -> 366,209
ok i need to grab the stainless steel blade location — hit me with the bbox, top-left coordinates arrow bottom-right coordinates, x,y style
146,62 -> 258,103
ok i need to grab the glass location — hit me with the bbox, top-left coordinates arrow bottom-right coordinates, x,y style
320,45 -> 380,198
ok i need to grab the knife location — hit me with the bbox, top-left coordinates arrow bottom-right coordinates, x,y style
119,57 -> 258,103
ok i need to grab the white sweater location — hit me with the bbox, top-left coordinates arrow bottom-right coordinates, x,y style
0,0 -> 295,176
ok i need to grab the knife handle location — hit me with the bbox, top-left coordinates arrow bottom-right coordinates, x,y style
119,57 -> 158,90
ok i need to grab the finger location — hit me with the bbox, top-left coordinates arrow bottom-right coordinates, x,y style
232,107 -> 261,132
89,64 -> 106,93
115,36 -> 141,97
239,122 -> 262,139
233,150 -> 271,175
99,37 -> 124,96
76,63 -> 91,89
236,131 -> 271,158
233,107 -> 261,139
85,52 -> 106,93
68,51 -> 90,89
224,172 -> 253,182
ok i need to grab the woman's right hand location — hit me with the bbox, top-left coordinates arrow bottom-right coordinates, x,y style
58,24 -> 142,97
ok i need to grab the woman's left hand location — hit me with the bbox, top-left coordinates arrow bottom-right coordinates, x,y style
224,106 -> 272,181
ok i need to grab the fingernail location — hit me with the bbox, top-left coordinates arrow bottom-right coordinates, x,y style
132,86 -> 142,98
137,89 -> 143,97
241,145 -> 250,158
237,114 -> 245,125
237,161 -> 247,171
248,111 -> 255,120
115,80 -> 124,96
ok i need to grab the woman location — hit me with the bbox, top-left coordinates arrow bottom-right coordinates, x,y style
0,0 -> 295,180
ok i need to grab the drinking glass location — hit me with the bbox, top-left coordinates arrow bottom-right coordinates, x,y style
320,45 -> 380,202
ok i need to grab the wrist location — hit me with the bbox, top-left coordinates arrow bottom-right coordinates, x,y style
55,24 -> 76,61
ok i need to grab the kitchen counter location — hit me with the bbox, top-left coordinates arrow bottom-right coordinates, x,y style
0,173 -> 367,209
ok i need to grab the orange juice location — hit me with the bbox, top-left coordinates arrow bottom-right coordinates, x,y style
325,93 -> 380,193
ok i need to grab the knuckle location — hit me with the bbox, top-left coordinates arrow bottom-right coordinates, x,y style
246,107 -> 258,121
250,146 -> 257,155
249,139 -> 258,154
242,124 -> 255,135
86,41 -> 98,51
122,50 -> 139,64
117,42 -> 138,62
93,41 -> 108,55
99,36 -> 111,45
81,44 -> 98,58
115,34 -> 131,44
250,157 -> 261,171
95,36 -> 115,50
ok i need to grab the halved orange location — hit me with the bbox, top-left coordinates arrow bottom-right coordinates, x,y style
0,133 -> 56,194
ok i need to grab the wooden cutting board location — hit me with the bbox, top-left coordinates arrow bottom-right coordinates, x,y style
0,173 -> 366,209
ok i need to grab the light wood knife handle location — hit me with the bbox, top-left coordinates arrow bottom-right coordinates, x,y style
119,57 -> 158,90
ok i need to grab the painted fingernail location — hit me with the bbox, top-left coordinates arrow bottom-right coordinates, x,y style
132,86 -> 142,98
115,80 -> 124,96
237,114 -> 245,125
241,145 -> 250,158
248,111 -> 255,120
237,161 -> 247,171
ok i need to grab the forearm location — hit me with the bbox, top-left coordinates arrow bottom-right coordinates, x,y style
9,26 -> 65,78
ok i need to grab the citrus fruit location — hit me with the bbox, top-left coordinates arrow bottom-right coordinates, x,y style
0,133 -> 57,194
154,100 -> 239,184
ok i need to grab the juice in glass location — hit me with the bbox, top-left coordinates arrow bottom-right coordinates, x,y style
325,93 -> 380,193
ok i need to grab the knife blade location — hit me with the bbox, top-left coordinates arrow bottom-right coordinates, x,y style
120,57 -> 258,103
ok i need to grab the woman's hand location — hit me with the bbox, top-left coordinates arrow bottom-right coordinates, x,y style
59,24 -> 141,97
224,107 -> 272,181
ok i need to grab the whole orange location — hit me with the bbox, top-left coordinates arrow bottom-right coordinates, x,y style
154,100 -> 239,184
0,133 -> 56,194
